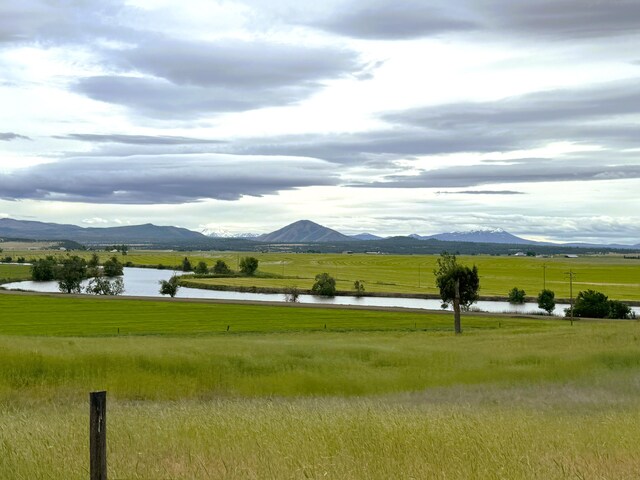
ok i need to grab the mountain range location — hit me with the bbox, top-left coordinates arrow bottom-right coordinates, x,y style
0,217 -> 637,250
0,218 -> 206,243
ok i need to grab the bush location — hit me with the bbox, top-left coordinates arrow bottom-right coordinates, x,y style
159,275 -> 180,298
312,273 -> 336,297
537,289 -> 556,315
103,256 -> 124,277
212,260 -> 231,275
182,257 -> 192,272
57,255 -> 88,294
239,257 -> 259,276
31,256 -> 58,281
608,300 -> 635,320
508,287 -> 526,304
567,290 -> 634,319
193,261 -> 209,275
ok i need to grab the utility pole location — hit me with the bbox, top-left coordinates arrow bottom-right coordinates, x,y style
564,269 -> 576,325
542,263 -> 547,290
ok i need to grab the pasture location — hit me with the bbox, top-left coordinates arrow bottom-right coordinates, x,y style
2,293 -> 640,478
5,250 -> 640,301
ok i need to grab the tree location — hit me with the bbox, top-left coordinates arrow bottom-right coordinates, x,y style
88,253 -> 100,268
570,290 -> 610,318
311,272 -> 336,297
159,275 -> 180,298
608,300 -> 635,320
568,290 -> 634,319
434,252 -> 480,334
537,289 -> 556,315
353,280 -> 365,297
57,255 -> 88,294
182,257 -> 192,272
284,286 -> 300,303
103,256 -> 124,277
194,261 -> 208,274
212,260 -> 231,275
85,275 -> 124,295
239,257 -> 259,276
508,287 -> 526,304
31,256 -> 58,281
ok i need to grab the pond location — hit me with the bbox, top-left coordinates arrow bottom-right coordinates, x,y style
4,267 -> 638,317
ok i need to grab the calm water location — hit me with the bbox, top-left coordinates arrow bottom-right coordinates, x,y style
4,267 -> 638,317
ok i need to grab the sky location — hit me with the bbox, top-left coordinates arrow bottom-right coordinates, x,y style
0,0 -> 639,244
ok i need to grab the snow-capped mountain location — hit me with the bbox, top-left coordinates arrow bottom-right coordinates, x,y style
200,227 -> 260,239
411,228 -> 537,244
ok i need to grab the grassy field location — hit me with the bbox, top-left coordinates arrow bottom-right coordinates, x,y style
7,250 -> 640,301
2,293 -> 640,478
0,264 -> 32,284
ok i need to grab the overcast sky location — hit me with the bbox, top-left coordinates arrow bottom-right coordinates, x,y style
1,0 -> 639,243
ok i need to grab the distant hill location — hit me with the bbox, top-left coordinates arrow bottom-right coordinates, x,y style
258,220 -> 353,243
0,218 -> 206,244
350,233 -> 383,241
420,228 -> 537,245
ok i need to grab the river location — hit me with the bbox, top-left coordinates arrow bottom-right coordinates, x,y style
4,267 -> 638,317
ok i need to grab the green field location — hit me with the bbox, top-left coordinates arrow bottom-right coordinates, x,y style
0,264 -> 32,284
2,293 -> 640,478
7,250 -> 640,301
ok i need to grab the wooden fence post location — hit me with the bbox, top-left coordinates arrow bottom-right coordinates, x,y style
90,391 -> 107,480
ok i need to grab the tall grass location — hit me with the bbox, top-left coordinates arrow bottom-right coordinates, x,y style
3,294 -> 640,478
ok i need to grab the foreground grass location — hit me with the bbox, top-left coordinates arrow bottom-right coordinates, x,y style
3,293 -> 640,478
8,250 -> 640,300
4,389 -> 640,480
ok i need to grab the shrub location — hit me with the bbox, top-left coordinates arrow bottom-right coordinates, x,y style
212,260 -> 232,275
537,289 -> 556,315
103,256 -> 124,277
193,261 -> 209,275
508,287 -> 526,304
312,273 -> 336,297
239,257 -> 259,276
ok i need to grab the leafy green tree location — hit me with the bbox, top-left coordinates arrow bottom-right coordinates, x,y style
212,260 -> 231,274
434,252 -> 480,334
31,256 -> 58,281
85,275 -> 124,295
181,257 -> 193,272
508,287 -> 526,304
239,257 -> 259,276
88,253 -> 100,268
312,273 -> 336,297
608,300 -> 635,320
537,289 -> 556,315
57,255 -> 88,294
103,256 -> 124,277
570,290 -> 610,318
159,275 -> 180,298
193,261 -> 208,274
353,280 -> 365,297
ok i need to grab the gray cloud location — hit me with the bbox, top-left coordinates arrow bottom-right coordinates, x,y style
0,132 -> 31,141
307,0 -> 476,40
359,160 -> 640,189
54,134 -> 224,145
115,38 -> 361,89
286,0 -> 640,41
0,1 -> 130,45
0,154 -> 339,204
229,79 -> 640,166
74,37 -> 364,117
436,190 -> 525,195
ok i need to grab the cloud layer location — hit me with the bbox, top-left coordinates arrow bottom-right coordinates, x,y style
0,155 -> 339,204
